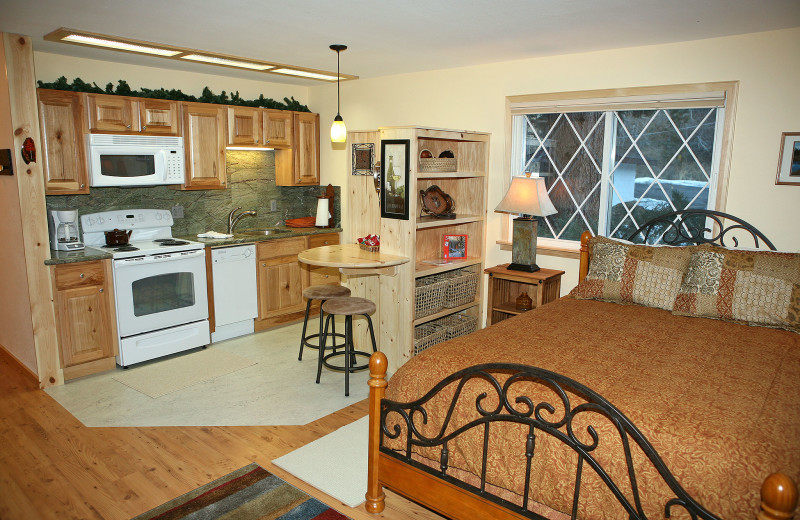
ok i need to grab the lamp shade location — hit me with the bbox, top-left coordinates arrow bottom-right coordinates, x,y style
330,115 -> 347,143
495,176 -> 557,217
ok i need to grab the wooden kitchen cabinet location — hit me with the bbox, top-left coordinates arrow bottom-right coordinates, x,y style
303,233 -> 341,286
263,109 -> 293,148
276,112 -> 320,186
227,106 -> 261,146
85,93 -> 179,135
51,260 -> 118,380
37,89 -> 90,195
181,102 -> 227,189
255,237 -> 307,328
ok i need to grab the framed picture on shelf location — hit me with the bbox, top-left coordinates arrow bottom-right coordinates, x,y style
776,132 -> 800,185
380,139 -> 410,219
443,234 -> 467,259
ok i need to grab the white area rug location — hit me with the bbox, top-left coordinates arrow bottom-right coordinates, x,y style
112,348 -> 256,398
45,320 -> 371,427
273,416 -> 368,508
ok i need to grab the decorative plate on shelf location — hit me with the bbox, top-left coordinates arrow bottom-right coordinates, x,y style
419,185 -> 456,219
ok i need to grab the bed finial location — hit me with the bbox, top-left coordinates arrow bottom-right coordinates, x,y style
758,473 -> 798,520
579,230 -> 592,283
366,352 -> 388,514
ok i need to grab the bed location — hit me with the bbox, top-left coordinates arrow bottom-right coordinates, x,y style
365,210 -> 800,520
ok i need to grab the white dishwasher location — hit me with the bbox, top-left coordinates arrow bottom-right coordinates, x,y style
211,244 -> 258,343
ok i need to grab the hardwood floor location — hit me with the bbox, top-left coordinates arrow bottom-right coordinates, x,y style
0,348 -> 443,520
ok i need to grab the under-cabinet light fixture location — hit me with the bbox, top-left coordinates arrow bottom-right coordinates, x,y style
44,28 -> 358,82
226,146 -> 275,151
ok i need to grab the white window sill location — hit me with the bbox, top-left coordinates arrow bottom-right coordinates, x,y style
497,237 -> 581,259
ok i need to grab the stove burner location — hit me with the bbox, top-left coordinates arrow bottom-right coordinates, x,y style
158,240 -> 189,246
113,246 -> 139,252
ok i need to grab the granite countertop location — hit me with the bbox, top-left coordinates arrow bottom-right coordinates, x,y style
45,227 -> 343,265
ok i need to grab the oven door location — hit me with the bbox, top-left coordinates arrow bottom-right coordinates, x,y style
113,250 -> 208,338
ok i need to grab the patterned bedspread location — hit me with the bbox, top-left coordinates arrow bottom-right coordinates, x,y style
385,297 -> 800,519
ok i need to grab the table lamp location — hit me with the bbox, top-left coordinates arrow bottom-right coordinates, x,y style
495,173 -> 557,272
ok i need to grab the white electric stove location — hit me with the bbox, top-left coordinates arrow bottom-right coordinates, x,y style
82,209 -> 210,367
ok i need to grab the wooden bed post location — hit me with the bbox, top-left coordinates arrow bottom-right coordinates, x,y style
758,473 -> 798,520
579,230 -> 592,283
365,352 -> 388,513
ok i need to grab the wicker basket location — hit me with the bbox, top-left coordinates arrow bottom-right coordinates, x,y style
413,323 -> 447,355
438,313 -> 478,340
358,243 -> 380,253
415,276 -> 447,319
437,268 -> 480,308
419,157 -> 457,172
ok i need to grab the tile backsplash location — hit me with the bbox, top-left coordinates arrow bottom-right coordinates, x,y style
45,150 -> 340,236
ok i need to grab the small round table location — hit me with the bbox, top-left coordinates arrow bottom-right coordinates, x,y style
298,244 -> 409,277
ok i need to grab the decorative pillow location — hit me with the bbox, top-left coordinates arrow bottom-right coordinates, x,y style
673,245 -> 800,333
570,235 -> 696,310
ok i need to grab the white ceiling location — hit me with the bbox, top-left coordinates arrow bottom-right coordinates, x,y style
2,0 -> 799,86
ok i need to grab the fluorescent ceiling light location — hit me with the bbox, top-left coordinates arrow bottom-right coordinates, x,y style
61,34 -> 181,56
181,54 -> 274,71
271,68 -> 339,81
44,28 -> 357,83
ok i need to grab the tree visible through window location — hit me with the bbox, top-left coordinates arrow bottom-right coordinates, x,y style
515,107 -> 721,243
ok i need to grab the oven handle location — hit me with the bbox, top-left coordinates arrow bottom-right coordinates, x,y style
113,249 -> 206,267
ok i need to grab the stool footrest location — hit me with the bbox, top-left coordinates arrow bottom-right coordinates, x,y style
321,350 -> 371,373
303,332 -> 346,351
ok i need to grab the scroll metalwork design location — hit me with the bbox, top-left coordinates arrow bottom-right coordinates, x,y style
380,363 -> 721,520
626,209 -> 776,250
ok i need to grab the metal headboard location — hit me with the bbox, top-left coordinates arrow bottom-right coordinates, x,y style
625,209 -> 777,251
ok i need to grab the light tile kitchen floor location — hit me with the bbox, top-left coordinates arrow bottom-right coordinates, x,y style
45,319 -> 372,427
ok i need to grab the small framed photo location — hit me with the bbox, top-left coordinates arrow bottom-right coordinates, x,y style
352,143 -> 374,176
380,139 -> 410,220
443,234 -> 467,259
776,132 -> 800,186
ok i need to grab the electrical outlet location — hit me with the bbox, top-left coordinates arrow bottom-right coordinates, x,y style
270,199 -> 277,212
171,204 -> 184,219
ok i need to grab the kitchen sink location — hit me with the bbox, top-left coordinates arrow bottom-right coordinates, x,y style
236,228 -> 292,236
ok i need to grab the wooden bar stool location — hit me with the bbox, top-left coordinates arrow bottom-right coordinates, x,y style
318,296 -> 378,396
298,285 -> 351,361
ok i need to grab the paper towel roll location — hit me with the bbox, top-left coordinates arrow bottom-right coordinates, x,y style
315,198 -> 330,227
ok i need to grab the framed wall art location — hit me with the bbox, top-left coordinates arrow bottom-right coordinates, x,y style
443,234 -> 467,259
380,139 -> 410,220
352,143 -> 374,175
776,132 -> 800,186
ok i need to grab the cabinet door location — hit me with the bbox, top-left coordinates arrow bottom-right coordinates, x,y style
37,90 -> 89,194
182,103 -> 226,189
139,99 -> 179,135
53,261 -> 114,367
257,257 -> 305,319
263,109 -> 293,148
86,94 -> 137,133
276,112 -> 320,186
227,107 -> 261,146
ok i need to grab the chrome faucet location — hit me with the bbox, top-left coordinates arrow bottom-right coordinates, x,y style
228,207 -> 257,234
275,209 -> 289,227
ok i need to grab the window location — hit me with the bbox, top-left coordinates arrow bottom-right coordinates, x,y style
504,83 -> 737,247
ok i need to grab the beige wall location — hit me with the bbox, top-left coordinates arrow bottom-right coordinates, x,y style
33,52 -> 310,105
311,28 -> 800,293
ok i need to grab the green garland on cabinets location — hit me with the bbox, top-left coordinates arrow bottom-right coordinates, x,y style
36,76 -> 310,112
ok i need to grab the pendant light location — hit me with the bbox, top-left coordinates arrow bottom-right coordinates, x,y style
330,44 -> 347,143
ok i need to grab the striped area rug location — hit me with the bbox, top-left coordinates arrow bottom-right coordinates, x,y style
133,463 -> 350,520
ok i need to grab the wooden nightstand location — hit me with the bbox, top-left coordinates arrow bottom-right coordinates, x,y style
484,264 -> 565,325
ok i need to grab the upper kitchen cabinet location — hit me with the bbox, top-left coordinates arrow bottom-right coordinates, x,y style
276,112 -> 320,186
227,107 -> 293,149
37,89 -> 89,195
85,93 -> 179,135
181,102 -> 227,190
263,109 -> 293,148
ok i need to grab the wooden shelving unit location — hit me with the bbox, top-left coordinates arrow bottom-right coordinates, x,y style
376,126 -> 490,371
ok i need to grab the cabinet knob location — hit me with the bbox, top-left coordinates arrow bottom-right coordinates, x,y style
79,273 -> 84,278
80,184 -> 85,188
265,139 -> 270,144
142,125 -> 147,130
126,124 -> 131,129
262,263 -> 266,267
99,288 -> 104,293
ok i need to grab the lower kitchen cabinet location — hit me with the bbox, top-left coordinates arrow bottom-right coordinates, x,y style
253,233 -> 341,331
51,260 -> 118,380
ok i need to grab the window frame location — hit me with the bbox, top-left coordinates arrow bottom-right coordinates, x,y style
499,82 -> 739,258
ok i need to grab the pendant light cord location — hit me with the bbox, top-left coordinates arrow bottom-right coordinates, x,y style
336,48 -> 340,115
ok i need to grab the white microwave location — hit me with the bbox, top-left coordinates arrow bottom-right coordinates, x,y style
87,134 -> 185,187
